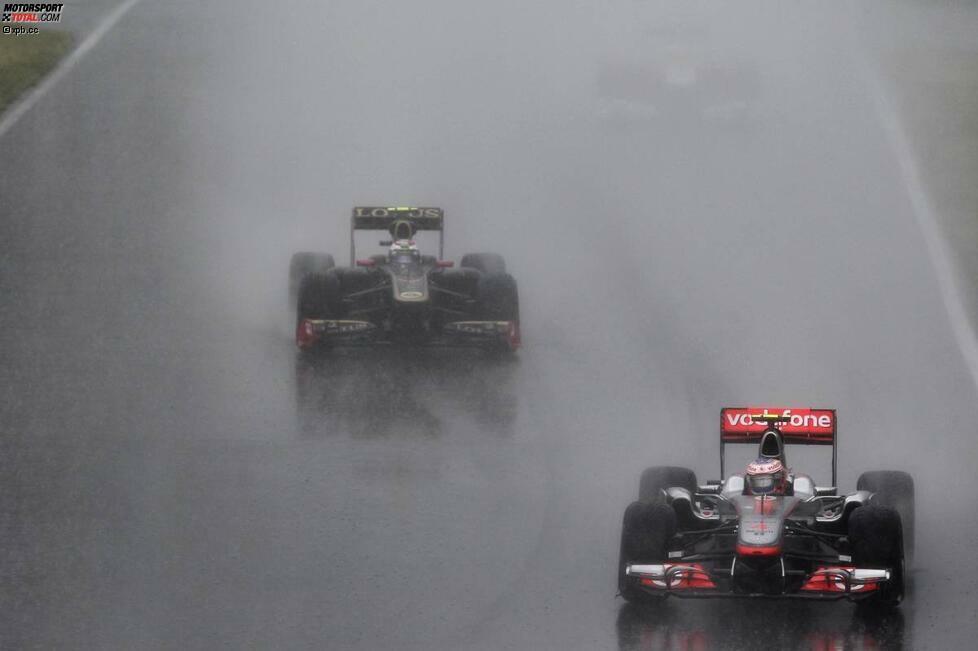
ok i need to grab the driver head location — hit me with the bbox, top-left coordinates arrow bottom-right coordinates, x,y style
745,457 -> 786,496
388,240 -> 420,264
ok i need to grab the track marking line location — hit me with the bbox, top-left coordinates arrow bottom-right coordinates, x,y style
0,0 -> 144,139
864,57 -> 978,395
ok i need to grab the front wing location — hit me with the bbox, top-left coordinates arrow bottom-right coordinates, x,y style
296,318 -> 520,350
624,562 -> 892,601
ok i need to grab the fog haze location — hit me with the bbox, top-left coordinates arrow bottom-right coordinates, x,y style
1,0 -> 976,648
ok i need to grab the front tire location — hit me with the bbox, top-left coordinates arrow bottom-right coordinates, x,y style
296,272 -> 339,350
289,252 -> 335,306
848,505 -> 905,608
477,273 -> 520,352
857,470 -> 915,563
618,500 -> 677,604
477,273 -> 519,320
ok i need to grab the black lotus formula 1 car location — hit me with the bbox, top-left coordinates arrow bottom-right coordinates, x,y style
618,408 -> 913,607
289,206 -> 520,352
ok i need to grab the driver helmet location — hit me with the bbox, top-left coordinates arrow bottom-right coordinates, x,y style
745,457 -> 786,495
388,240 -> 420,265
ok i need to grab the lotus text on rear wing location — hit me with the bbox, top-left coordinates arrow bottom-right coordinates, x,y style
353,207 -> 443,220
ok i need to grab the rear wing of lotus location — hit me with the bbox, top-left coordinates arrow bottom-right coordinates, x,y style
720,407 -> 837,486
350,206 -> 444,264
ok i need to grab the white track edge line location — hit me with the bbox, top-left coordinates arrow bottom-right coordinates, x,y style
864,57 -> 978,395
0,0 -> 144,138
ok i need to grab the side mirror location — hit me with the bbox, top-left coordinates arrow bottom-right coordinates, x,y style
814,486 -> 837,496
379,240 -> 392,246
435,260 -> 455,268
356,259 -> 377,267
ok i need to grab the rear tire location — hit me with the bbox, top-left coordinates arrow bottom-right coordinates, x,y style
639,466 -> 697,502
857,471 -> 914,563
848,505 -> 905,608
618,500 -> 677,604
461,252 -> 506,275
289,252 -> 335,305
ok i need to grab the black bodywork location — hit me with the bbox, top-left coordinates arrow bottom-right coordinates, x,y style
292,207 -> 520,350
304,259 -> 513,345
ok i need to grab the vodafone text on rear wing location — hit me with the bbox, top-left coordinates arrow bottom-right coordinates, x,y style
720,407 -> 838,487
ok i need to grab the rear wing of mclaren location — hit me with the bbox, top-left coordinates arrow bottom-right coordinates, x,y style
720,407 -> 837,486
350,206 -> 444,264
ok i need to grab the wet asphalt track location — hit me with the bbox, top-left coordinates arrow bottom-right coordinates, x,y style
2,1 -> 978,648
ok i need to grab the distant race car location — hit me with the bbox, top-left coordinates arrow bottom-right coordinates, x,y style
289,206 -> 520,352
593,25 -> 763,129
595,50 -> 761,126
618,407 -> 914,607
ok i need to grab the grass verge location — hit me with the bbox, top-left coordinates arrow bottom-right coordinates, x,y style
0,30 -> 73,114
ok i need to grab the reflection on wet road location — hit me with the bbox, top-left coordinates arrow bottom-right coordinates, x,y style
617,601 -> 907,651
294,350 -> 519,440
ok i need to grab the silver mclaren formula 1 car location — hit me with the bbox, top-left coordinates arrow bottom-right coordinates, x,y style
618,407 -> 914,607
289,206 -> 520,352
